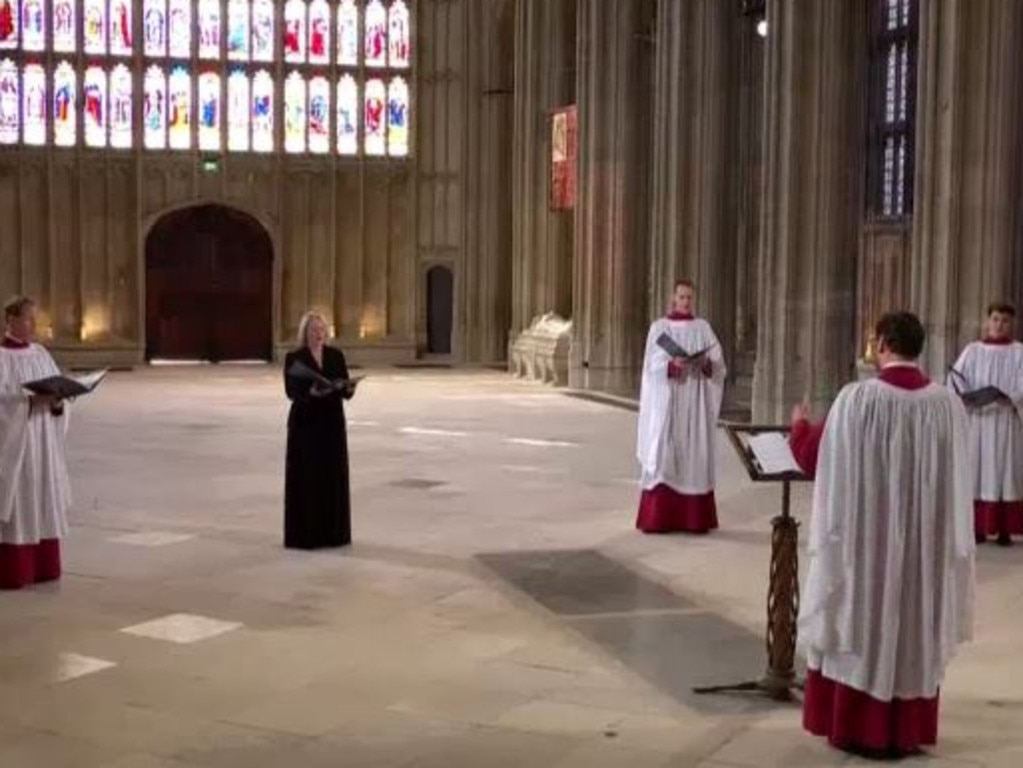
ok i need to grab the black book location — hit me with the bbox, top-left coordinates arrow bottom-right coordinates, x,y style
23,369 -> 108,399
948,367 -> 1009,407
286,359 -> 364,392
656,332 -> 714,361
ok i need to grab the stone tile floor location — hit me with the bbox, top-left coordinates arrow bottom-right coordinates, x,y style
1,367 -> 1020,767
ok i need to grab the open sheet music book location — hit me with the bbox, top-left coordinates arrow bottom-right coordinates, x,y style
746,432 -> 803,476
655,332 -> 715,361
947,367 -> 1009,407
22,369 -> 108,399
286,359 -> 364,392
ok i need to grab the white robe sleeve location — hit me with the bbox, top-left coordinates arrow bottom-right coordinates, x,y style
0,384 -> 30,525
636,322 -> 671,474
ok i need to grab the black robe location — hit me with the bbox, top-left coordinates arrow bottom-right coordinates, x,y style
283,345 -> 352,549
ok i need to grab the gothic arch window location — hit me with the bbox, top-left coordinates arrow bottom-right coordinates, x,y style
867,0 -> 917,219
0,0 -> 413,156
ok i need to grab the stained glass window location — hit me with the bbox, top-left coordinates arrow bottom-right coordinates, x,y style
168,65 -> 190,149
388,1 -> 410,68
309,1 -> 330,65
22,62 -> 45,145
336,74 -> 357,155
84,0 -> 106,54
284,71 -> 306,152
0,58 -> 18,143
365,0 -> 386,68
21,0 -> 45,52
0,0 -> 413,157
198,0 -> 221,60
143,64 -> 166,148
227,69 -> 248,151
252,0 -> 273,61
0,1 -> 18,51
109,0 -> 132,56
308,75 -> 330,154
168,0 -> 190,58
868,0 -> 916,219
284,0 -> 306,63
227,0 -> 249,61
198,71 -> 220,149
337,0 -> 358,66
364,77 -> 385,155
84,65 -> 106,147
387,76 -> 407,156
251,68 -> 272,152
53,0 -> 75,52
110,63 -> 131,148
52,60 -> 75,146
144,0 -> 165,57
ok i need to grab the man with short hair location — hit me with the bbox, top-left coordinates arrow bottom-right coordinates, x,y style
635,280 -> 726,533
949,302 -> 1023,545
0,296 -> 72,590
789,311 -> 974,757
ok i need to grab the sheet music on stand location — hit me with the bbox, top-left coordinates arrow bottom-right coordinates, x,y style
746,432 -> 803,476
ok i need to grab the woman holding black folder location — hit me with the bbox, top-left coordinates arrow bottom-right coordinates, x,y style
283,311 -> 356,549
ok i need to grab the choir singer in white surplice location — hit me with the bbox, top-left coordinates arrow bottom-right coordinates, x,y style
635,280 -> 726,534
0,296 -> 72,590
789,311 -> 975,758
949,302 -> 1023,546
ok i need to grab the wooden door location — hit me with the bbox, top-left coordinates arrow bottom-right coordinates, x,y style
145,205 -> 273,361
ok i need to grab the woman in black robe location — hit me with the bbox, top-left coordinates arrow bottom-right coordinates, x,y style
283,311 -> 354,549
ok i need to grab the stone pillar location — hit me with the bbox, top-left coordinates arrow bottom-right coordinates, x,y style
509,0 -> 576,340
463,0 -> 515,363
751,0 -> 867,422
570,0 -> 654,394
648,0 -> 739,366
910,0 -> 1023,375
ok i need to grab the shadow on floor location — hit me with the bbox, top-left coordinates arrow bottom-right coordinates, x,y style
478,548 -> 792,715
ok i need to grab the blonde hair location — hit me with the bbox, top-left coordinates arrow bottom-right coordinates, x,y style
296,311 -> 329,347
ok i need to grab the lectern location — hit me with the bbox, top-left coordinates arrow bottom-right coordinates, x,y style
692,422 -> 811,702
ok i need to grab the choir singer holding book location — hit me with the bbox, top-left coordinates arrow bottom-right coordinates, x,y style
0,296 -> 73,590
635,280 -> 726,533
283,311 -> 359,550
948,302 -> 1023,546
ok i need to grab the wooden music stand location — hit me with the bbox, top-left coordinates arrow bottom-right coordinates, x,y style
692,422 -> 811,702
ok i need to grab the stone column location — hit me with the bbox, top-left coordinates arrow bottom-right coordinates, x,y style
509,0 -> 576,341
910,0 -> 1023,374
570,0 -> 654,394
648,0 -> 739,365
463,0 -> 515,363
751,0 -> 867,422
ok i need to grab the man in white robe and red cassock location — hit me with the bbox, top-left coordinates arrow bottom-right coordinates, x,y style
949,302 -> 1023,546
0,296 -> 72,590
788,311 -> 975,757
635,280 -> 726,533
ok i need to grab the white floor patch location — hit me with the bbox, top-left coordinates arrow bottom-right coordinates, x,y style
109,531 -> 195,547
400,427 -> 469,437
505,437 -> 578,448
120,613 -> 243,644
54,653 -> 117,683
348,420 -> 379,427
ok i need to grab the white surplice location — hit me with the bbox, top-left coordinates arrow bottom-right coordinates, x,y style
636,317 -> 726,494
798,371 -> 975,701
0,344 -> 72,545
949,341 -> 1023,502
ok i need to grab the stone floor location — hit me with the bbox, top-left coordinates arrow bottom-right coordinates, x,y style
1,367 -> 1021,767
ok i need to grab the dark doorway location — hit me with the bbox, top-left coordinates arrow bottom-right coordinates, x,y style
426,265 -> 454,355
145,205 -> 273,362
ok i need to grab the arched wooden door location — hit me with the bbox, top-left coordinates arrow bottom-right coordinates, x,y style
426,265 -> 454,355
145,205 -> 273,362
